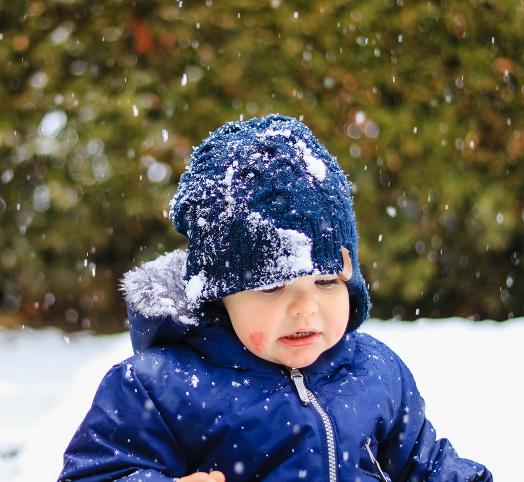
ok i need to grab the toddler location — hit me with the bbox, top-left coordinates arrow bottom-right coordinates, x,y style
59,114 -> 491,481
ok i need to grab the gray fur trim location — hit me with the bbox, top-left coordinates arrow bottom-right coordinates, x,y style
120,250 -> 198,325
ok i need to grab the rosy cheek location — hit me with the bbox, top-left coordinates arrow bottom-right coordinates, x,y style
248,331 -> 267,353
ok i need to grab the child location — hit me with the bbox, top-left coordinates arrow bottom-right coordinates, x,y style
59,114 -> 491,481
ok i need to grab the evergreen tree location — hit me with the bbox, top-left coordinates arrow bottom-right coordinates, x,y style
0,0 -> 522,330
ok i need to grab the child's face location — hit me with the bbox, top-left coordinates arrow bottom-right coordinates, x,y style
223,274 -> 349,368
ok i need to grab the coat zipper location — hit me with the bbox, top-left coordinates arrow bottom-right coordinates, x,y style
364,437 -> 390,482
289,368 -> 337,482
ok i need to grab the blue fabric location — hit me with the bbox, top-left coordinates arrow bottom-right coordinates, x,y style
170,114 -> 369,330
59,306 -> 492,481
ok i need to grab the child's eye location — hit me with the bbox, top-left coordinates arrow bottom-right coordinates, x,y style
315,278 -> 339,288
261,285 -> 284,294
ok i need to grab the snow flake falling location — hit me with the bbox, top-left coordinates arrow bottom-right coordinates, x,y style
233,461 -> 244,474
190,375 -> 199,388
386,206 -> 397,218
39,110 -> 67,137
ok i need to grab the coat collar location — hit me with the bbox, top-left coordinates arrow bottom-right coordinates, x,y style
185,322 -> 357,375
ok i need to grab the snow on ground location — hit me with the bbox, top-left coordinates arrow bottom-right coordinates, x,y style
0,318 -> 522,481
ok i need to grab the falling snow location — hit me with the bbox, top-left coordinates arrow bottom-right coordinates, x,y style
190,375 -> 199,388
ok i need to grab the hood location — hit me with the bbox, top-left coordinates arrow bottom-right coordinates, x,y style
120,249 -> 368,354
120,250 -> 208,353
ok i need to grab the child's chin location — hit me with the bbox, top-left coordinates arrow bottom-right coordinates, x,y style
281,352 -> 321,369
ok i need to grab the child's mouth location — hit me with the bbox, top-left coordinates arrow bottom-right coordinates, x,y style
279,331 -> 320,346
284,331 -> 315,339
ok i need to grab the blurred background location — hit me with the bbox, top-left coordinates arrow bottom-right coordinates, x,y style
1,0 -> 523,332
2,3 -> 524,480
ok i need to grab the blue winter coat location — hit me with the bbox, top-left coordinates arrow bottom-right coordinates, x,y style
59,251 -> 492,481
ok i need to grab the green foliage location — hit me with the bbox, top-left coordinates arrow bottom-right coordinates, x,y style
0,0 -> 523,329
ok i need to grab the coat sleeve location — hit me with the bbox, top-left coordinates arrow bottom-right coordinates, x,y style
58,363 -> 187,481
379,354 -> 493,482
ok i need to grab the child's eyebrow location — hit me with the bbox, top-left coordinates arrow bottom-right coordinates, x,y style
315,274 -> 340,280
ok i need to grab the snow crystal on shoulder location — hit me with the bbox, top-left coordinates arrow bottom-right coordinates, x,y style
190,374 -> 199,388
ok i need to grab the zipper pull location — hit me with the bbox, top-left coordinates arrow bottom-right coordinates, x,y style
289,368 -> 310,405
364,437 -> 390,482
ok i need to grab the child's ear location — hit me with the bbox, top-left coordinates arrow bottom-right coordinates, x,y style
339,246 -> 353,281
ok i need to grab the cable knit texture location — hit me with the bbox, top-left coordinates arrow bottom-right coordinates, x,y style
170,114 -> 369,329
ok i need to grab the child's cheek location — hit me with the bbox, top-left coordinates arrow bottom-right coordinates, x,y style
248,331 -> 267,354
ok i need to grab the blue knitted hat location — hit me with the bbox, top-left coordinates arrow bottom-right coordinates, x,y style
170,114 -> 370,330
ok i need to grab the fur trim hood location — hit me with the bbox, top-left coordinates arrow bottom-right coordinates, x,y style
120,250 -> 208,353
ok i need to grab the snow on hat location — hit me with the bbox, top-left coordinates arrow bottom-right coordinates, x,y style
170,114 -> 370,329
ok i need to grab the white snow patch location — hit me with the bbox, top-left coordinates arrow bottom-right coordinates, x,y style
2,319 -> 522,481
0,328 -> 131,482
185,271 -> 207,304
179,315 -> 198,326
295,139 -> 326,181
252,280 -> 286,292
220,161 -> 238,216
275,227 -> 313,274
256,127 -> 292,139
221,163 -> 236,188
246,212 -> 314,280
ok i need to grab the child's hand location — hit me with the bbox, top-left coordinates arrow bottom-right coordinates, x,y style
177,471 -> 225,482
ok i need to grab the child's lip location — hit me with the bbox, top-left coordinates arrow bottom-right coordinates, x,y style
278,330 -> 320,347
281,328 -> 319,338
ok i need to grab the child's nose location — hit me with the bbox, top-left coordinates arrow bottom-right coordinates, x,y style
288,292 -> 318,318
